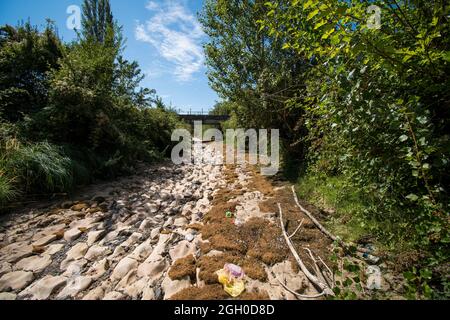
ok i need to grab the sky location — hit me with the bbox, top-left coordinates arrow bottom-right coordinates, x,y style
0,0 -> 219,113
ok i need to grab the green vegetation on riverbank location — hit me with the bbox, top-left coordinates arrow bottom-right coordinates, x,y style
0,0 -> 183,209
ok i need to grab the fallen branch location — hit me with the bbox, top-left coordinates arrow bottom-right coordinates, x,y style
289,218 -> 304,239
278,203 -> 334,297
273,272 -> 326,299
291,186 -> 372,255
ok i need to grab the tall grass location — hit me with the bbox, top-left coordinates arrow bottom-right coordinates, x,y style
0,138 -> 74,209
0,172 -> 18,206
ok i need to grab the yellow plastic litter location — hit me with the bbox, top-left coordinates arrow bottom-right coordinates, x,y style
217,265 -> 246,298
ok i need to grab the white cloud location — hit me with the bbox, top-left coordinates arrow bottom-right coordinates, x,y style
136,1 -> 205,82
145,1 -> 159,11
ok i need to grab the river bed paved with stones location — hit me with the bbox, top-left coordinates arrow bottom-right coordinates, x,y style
0,143 -> 314,300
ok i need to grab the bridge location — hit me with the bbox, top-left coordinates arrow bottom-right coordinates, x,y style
177,111 -> 230,125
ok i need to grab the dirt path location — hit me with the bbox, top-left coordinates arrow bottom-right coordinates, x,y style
0,143 -> 332,300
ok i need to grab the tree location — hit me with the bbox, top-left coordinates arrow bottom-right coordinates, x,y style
82,0 -> 113,43
200,0 -> 310,173
0,21 -> 63,122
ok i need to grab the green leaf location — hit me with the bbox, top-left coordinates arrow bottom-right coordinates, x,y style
399,135 -> 409,142
307,9 -> 319,21
406,194 -> 419,201
303,0 -> 314,10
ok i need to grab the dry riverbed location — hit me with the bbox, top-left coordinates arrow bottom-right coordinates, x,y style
0,142 -> 388,300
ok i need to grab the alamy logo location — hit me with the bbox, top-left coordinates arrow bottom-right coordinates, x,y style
367,5 -> 382,30
171,121 -> 280,176
66,5 -> 81,30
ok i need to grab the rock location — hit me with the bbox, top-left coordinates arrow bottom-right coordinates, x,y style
84,245 -> 111,261
137,259 -> 169,283
163,217 -> 174,228
111,257 -> 138,281
32,224 -> 66,241
87,230 -> 106,246
185,234 -> 195,242
145,203 -> 159,214
150,227 -> 161,240
145,234 -> 172,262
45,244 -> 65,256
141,285 -> 156,300
62,259 -> 88,277
0,271 -> 34,291
161,275 -> 191,300
64,228 -> 82,242
65,242 -> 88,261
0,292 -> 16,300
128,240 -> 153,262
71,203 -> 89,211
82,286 -> 105,300
174,217 -> 188,228
15,254 -> 52,273
169,240 -> 196,262
0,262 -> 12,277
32,234 -> 58,247
2,242 -> 33,263
138,219 -> 153,231
86,259 -> 109,280
121,276 -> 147,299
19,275 -> 66,300
60,243 -> 88,271
57,276 -> 92,299
103,291 -> 125,300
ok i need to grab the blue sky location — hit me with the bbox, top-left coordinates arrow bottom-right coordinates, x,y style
0,0 -> 219,112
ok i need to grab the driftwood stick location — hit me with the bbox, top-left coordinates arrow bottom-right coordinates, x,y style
289,219 -> 304,239
278,203 -> 334,296
274,274 -> 326,299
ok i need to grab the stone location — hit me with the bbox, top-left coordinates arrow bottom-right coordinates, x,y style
2,242 -> 33,263
0,262 -> 12,277
32,234 -> 58,247
0,292 -> 17,300
138,219 -> 153,231
145,203 -> 159,214
128,240 -> 153,262
71,203 -> 89,211
64,228 -> 82,242
150,227 -> 161,240
45,244 -> 65,256
82,286 -> 104,300
57,276 -> 92,299
62,259 -> 88,277
19,275 -> 67,300
185,234 -> 195,242
137,259 -> 169,283
87,230 -> 106,246
86,258 -> 109,280
15,254 -> 52,273
141,285 -> 156,300
65,243 -> 88,261
32,224 -> 66,241
161,275 -> 191,300
145,233 -> 171,263
169,240 -> 196,262
0,271 -> 34,291
121,277 -> 148,299
174,217 -> 188,227
84,245 -> 111,261
103,291 -> 125,300
111,257 -> 138,281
